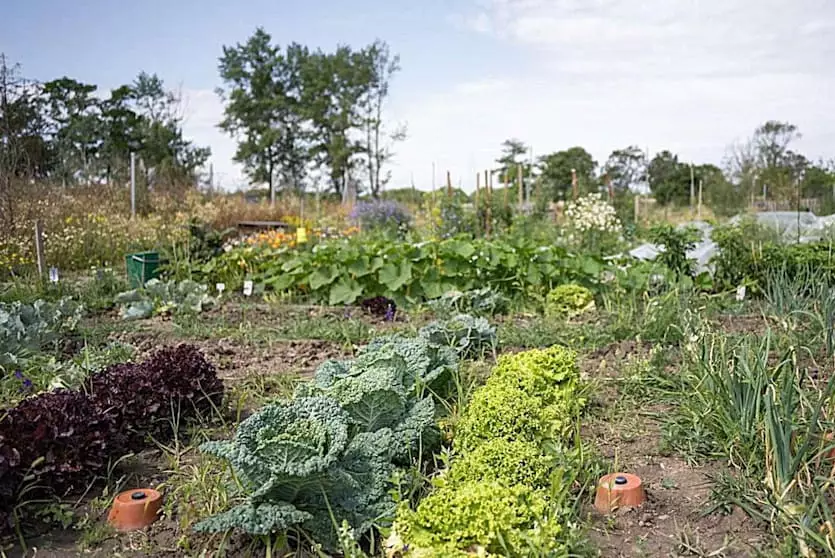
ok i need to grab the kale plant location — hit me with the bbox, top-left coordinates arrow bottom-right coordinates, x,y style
196,334 -> 446,550
419,314 -> 496,359
426,287 -> 509,317
0,298 -> 83,366
115,279 -> 215,320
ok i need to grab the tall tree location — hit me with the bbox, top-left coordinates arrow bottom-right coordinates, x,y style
218,28 -> 308,202
602,146 -> 647,191
41,77 -> 100,184
302,45 -> 370,197
647,150 -> 691,205
360,40 -> 404,198
130,72 -> 210,187
538,147 -> 597,201
495,139 -> 530,185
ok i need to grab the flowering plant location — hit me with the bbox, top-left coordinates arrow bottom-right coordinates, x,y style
564,193 -> 623,254
350,200 -> 411,234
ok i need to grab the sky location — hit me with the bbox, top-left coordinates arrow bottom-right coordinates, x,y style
2,0 -> 834,192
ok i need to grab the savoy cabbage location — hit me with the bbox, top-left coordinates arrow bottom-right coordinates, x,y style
197,335 -> 446,549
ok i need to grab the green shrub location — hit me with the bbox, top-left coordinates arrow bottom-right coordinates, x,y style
648,224 -> 700,278
544,284 -> 594,319
712,223 -> 835,292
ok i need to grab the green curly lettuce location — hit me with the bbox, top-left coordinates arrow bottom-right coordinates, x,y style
544,283 -> 595,319
455,346 -> 583,452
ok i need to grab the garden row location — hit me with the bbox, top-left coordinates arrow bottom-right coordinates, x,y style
390,345 -> 588,556
193,314 -> 496,553
0,345 -> 223,531
205,235 -> 607,306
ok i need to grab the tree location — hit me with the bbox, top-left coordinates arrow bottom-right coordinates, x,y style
495,139 -> 530,184
0,54 -> 51,180
801,160 -> 835,199
753,121 -> 805,201
97,85 -> 143,182
647,150 -> 690,205
602,146 -> 647,191
360,40 -> 404,198
130,72 -> 210,188
538,147 -> 597,201
41,77 -> 100,184
302,45 -> 370,197
218,28 -> 309,203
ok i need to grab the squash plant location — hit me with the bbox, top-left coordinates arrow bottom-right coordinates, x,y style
210,234 -> 607,307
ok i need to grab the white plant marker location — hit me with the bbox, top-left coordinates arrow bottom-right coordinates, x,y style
49,267 -> 59,283
243,280 -> 253,297
216,283 -> 226,296
736,285 -> 746,301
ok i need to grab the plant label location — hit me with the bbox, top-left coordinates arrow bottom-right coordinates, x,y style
216,283 -> 226,295
736,285 -> 746,301
49,267 -> 59,283
243,280 -> 253,297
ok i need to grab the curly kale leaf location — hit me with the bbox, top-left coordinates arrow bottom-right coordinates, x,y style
392,396 -> 437,463
194,501 -> 312,535
419,314 -> 496,359
200,397 -> 349,489
359,334 -> 458,388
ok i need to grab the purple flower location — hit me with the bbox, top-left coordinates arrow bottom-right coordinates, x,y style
350,201 -> 411,231
15,370 -> 33,391
384,305 -> 396,322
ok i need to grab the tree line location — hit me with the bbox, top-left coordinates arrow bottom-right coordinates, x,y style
217,28 -> 403,200
0,54 -> 209,188
494,121 -> 835,210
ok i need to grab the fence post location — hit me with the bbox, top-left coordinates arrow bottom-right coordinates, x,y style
130,152 -> 136,219
34,220 -> 45,279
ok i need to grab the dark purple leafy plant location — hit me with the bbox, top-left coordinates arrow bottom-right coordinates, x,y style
0,389 -> 123,530
89,344 -> 224,450
0,344 -> 223,532
360,296 -> 397,321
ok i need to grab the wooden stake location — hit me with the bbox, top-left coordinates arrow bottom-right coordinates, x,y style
34,220 -> 45,279
517,164 -> 523,206
475,172 -> 481,231
571,168 -> 578,200
698,180 -> 703,220
446,170 -> 452,197
486,171 -> 493,238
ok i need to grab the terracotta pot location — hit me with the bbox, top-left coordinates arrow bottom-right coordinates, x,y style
594,473 -> 645,514
107,488 -> 162,531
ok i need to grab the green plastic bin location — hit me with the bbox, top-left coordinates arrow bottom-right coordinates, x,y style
125,251 -> 161,288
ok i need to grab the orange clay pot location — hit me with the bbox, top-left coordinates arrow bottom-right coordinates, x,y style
594,473 -> 645,514
107,488 -> 162,531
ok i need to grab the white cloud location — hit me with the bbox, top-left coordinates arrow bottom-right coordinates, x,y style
384,0 -> 835,192
179,0 -> 835,193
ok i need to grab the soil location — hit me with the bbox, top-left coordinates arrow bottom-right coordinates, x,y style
581,341 -> 768,557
